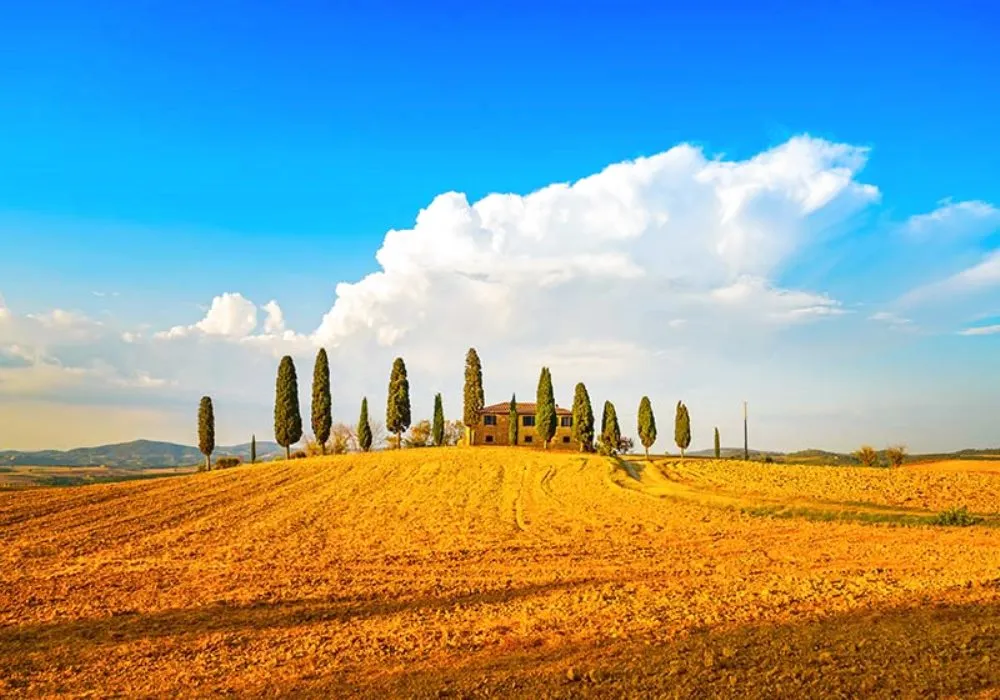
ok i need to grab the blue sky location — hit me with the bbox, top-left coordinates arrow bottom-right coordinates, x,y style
0,1 -> 998,451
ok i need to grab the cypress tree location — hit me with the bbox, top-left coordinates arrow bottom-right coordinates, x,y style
463,348 -> 485,445
386,357 -> 411,448
250,434 -> 256,464
637,396 -> 657,460
571,382 -> 595,452
674,401 -> 691,458
714,426 -> 721,459
508,393 -> 518,445
358,397 -> 373,452
535,367 -> 556,449
197,396 -> 215,471
274,355 -> 303,460
311,348 -> 332,454
432,393 -> 445,446
601,400 -> 621,453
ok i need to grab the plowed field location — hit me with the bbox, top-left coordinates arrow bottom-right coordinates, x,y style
3,449 -> 1000,698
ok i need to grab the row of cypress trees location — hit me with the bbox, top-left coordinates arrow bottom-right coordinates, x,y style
460,348 -> 703,457
198,346 -> 721,464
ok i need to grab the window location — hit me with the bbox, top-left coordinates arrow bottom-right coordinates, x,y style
485,435 -> 494,443
522,415 -> 535,427
562,436 -> 571,443
560,416 -> 572,427
483,415 -> 497,426
524,436 -> 533,443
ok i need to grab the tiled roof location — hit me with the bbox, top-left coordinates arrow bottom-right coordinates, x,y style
481,401 -> 572,416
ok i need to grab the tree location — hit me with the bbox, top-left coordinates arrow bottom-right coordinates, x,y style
358,397 -> 373,452
674,401 -> 691,458
405,419 -> 432,448
714,427 -> 721,459
637,396 -> 656,460
600,400 -> 621,455
432,393 -> 445,446
886,444 -> 907,468
330,423 -> 356,454
311,348 -> 332,454
444,420 -> 464,446
508,393 -> 519,445
854,445 -> 879,467
250,434 -> 256,464
571,383 -> 595,452
463,348 -> 485,445
197,396 -> 215,471
535,367 -> 556,449
274,355 -> 303,460
386,357 -> 411,448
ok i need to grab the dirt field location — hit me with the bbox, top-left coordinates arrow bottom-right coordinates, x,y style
0,465 -> 194,490
3,448 -> 1000,697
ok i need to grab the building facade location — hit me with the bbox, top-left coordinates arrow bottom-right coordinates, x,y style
470,402 -> 579,449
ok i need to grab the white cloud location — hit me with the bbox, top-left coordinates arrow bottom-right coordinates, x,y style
958,324 -> 1000,336
900,250 -> 1000,305
902,199 -> 1000,240
262,301 -> 285,334
868,311 -> 914,329
314,136 -> 875,355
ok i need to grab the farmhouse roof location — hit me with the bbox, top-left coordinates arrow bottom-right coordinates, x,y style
481,401 -> 572,416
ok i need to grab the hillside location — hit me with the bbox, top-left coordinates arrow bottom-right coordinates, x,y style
0,438 -> 284,468
3,449 -> 1000,697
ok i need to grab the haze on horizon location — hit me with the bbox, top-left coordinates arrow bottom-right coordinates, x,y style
1,2 -> 997,454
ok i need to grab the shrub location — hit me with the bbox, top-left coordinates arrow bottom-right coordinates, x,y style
618,436 -> 635,454
216,456 -> 241,469
886,445 -> 907,468
290,450 -> 308,460
854,445 -> 879,467
933,506 -> 980,527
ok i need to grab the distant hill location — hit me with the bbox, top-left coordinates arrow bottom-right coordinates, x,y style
0,439 -> 284,468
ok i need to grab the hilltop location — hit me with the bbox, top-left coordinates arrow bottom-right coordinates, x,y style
0,438 -> 284,468
3,448 -> 1000,697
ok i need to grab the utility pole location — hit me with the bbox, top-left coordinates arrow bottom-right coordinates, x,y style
743,400 -> 749,461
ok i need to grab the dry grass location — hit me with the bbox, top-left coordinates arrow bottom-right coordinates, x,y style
665,457 -> 1000,514
3,449 -> 1000,697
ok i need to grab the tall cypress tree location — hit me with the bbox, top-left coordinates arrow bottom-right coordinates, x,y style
198,396 -> 215,471
508,393 -> 518,445
637,396 -> 657,460
250,434 -> 256,464
571,382 -> 595,452
674,401 -> 691,458
463,348 -> 485,445
535,367 -> 556,449
601,400 -> 621,454
386,357 -> 411,448
311,348 -> 332,454
358,397 -> 373,452
714,426 -> 721,459
432,393 -> 445,446
274,355 -> 303,459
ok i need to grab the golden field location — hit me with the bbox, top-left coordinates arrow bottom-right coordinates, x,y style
3,448 -> 1000,698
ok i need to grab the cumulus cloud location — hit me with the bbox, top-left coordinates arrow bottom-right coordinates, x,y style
313,136 -> 876,358
158,292 -> 258,339
902,199 -> 1000,240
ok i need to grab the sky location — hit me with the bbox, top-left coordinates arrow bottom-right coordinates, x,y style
1,0 -> 998,453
